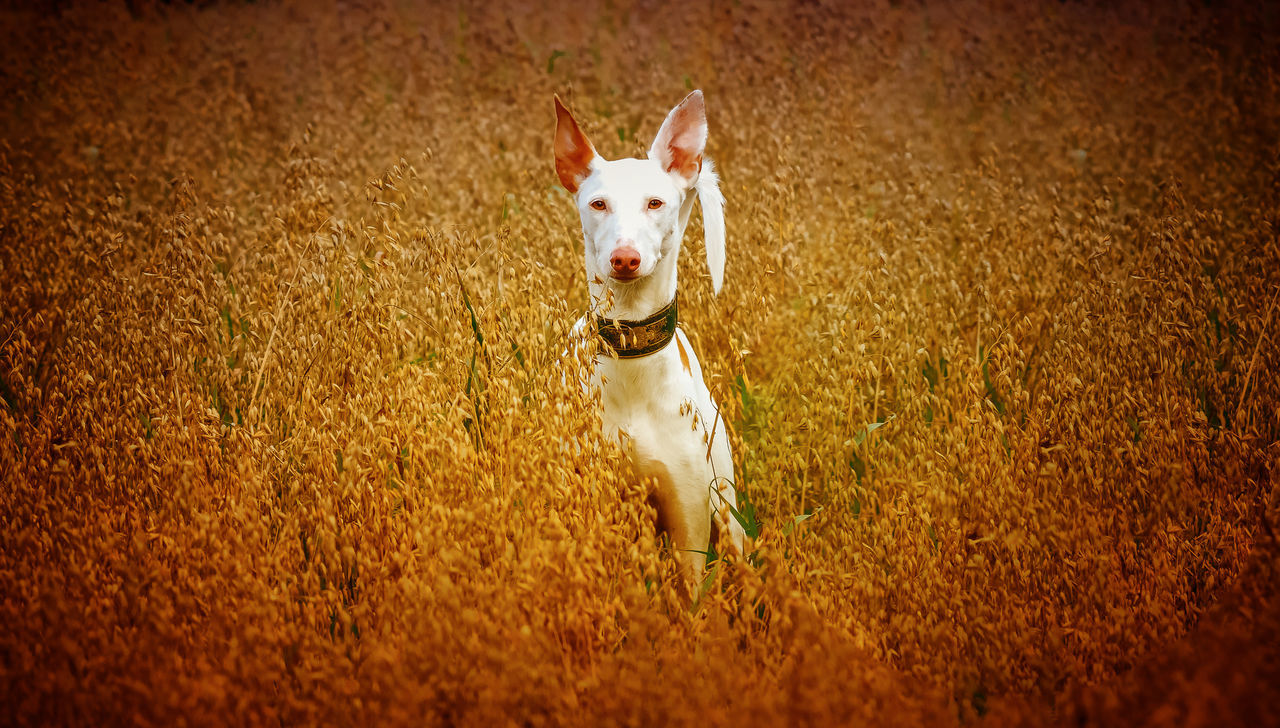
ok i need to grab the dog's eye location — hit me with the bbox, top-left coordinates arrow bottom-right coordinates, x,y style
589,199 -> 607,211
647,198 -> 664,210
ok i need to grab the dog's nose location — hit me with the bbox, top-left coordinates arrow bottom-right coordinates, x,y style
610,247 -> 641,275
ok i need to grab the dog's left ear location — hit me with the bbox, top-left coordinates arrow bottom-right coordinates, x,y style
649,90 -> 707,187
652,90 -> 725,294
697,158 -> 726,295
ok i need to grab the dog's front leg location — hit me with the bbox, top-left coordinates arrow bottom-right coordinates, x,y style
620,441 -> 712,587
665,480 -> 712,586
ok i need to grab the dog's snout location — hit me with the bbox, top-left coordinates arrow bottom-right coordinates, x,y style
610,246 -> 641,276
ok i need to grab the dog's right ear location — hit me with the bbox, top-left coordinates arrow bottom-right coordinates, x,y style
554,96 -> 597,194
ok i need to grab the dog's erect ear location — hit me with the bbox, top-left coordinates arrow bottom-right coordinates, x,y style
649,90 -> 707,186
653,90 -> 725,293
554,96 -> 596,194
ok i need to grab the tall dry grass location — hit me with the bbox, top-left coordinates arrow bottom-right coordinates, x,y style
1,1 -> 1278,725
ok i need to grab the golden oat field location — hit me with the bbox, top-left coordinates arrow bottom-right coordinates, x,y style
2,0 -> 1279,725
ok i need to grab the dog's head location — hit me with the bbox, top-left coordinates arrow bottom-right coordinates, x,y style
553,91 -> 725,295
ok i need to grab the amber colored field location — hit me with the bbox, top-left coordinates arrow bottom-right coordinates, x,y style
2,0 -> 1279,725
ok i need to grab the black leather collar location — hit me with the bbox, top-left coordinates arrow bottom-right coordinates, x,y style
593,297 -> 678,359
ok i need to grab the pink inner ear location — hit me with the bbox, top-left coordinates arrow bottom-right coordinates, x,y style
554,98 -> 595,193
659,104 -> 704,177
664,139 -> 701,178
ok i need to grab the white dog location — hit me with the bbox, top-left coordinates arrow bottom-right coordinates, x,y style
553,90 -> 746,582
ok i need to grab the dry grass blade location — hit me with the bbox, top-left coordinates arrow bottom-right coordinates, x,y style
246,215 -> 332,423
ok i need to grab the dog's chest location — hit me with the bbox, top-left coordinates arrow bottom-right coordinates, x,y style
592,332 -> 714,471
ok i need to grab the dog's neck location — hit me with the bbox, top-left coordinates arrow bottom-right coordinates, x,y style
585,189 -> 698,322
